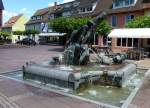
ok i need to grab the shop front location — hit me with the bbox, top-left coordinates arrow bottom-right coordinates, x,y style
108,28 -> 150,58
39,33 -> 66,45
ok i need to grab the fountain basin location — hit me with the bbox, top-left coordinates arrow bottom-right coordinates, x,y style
23,62 -> 137,89
1,68 -> 146,107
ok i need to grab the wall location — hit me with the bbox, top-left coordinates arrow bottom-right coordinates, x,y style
26,23 -> 41,31
107,10 -> 145,52
2,27 -> 12,33
11,15 -> 28,43
0,10 -> 3,28
12,15 -> 28,31
107,10 -> 144,28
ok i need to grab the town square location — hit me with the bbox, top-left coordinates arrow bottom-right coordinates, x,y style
0,0 -> 150,108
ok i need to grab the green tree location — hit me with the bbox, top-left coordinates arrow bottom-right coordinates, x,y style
0,32 -> 11,40
49,17 -> 90,35
96,20 -> 111,36
126,16 -> 150,28
13,31 -> 24,35
50,17 -> 111,36
95,20 -> 111,46
24,29 -> 40,40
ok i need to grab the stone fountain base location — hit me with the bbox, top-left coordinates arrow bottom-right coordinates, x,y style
23,61 -> 136,90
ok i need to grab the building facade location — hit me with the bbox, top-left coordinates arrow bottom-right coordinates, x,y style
25,0 -> 113,45
2,14 -> 28,43
25,1 -> 80,44
107,0 -> 150,52
25,0 -> 150,47
0,0 -> 4,29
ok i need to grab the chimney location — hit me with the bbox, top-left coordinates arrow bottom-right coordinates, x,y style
54,2 -> 58,9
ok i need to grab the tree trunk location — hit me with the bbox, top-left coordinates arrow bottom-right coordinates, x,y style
98,36 -> 104,47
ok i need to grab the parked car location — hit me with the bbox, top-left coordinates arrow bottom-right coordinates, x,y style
16,38 -> 36,45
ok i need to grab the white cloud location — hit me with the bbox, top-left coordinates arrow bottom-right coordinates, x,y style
63,0 -> 74,3
48,2 -> 54,6
20,8 -> 31,14
3,10 -> 17,18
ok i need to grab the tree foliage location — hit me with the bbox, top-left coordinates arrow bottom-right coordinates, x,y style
49,17 -> 90,34
23,29 -> 40,36
126,16 -> 150,28
49,17 -> 111,37
96,20 -> 111,36
13,30 -> 40,36
13,31 -> 24,35
0,31 -> 11,39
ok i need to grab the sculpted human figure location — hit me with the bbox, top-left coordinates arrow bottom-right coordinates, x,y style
65,12 -> 107,65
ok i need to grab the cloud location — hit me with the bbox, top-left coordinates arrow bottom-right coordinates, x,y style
63,0 -> 74,3
3,10 -> 17,18
20,8 -> 31,14
48,2 -> 54,6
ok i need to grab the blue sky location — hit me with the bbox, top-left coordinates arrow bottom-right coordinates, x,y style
3,0 -> 73,23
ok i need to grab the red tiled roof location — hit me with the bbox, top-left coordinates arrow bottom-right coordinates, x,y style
26,7 -> 55,25
33,7 -> 51,16
2,14 -> 23,28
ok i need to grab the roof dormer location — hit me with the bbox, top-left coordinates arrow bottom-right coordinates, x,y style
112,0 -> 137,9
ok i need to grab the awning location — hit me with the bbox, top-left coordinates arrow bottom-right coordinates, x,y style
108,28 -> 150,38
39,33 -> 66,37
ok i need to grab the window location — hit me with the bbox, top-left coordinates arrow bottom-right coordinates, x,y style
79,6 -> 93,13
127,38 -> 133,47
147,39 -> 150,45
122,38 -> 127,46
125,14 -> 134,23
73,2 -> 80,7
125,0 -> 134,5
125,0 -> 130,5
37,16 -> 42,20
113,0 -> 135,8
80,8 -> 86,12
31,16 -> 36,20
117,38 -> 121,46
48,14 -> 54,20
130,0 -> 134,4
116,38 -> 139,47
133,38 -> 138,47
87,6 -> 93,11
112,15 -> 117,27
64,4 -> 71,8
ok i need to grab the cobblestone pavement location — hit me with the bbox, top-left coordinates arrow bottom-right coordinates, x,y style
128,59 -> 150,108
0,77 -> 99,108
0,45 -> 64,73
0,45 -> 102,108
127,58 -> 150,69
1,45 -> 150,108
0,92 -> 20,108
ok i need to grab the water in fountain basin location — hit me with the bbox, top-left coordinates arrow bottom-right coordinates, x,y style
2,68 -> 145,107
74,70 -> 145,107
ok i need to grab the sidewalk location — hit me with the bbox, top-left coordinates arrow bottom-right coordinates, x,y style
0,77 -> 99,108
0,45 -> 64,73
128,59 -> 150,108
